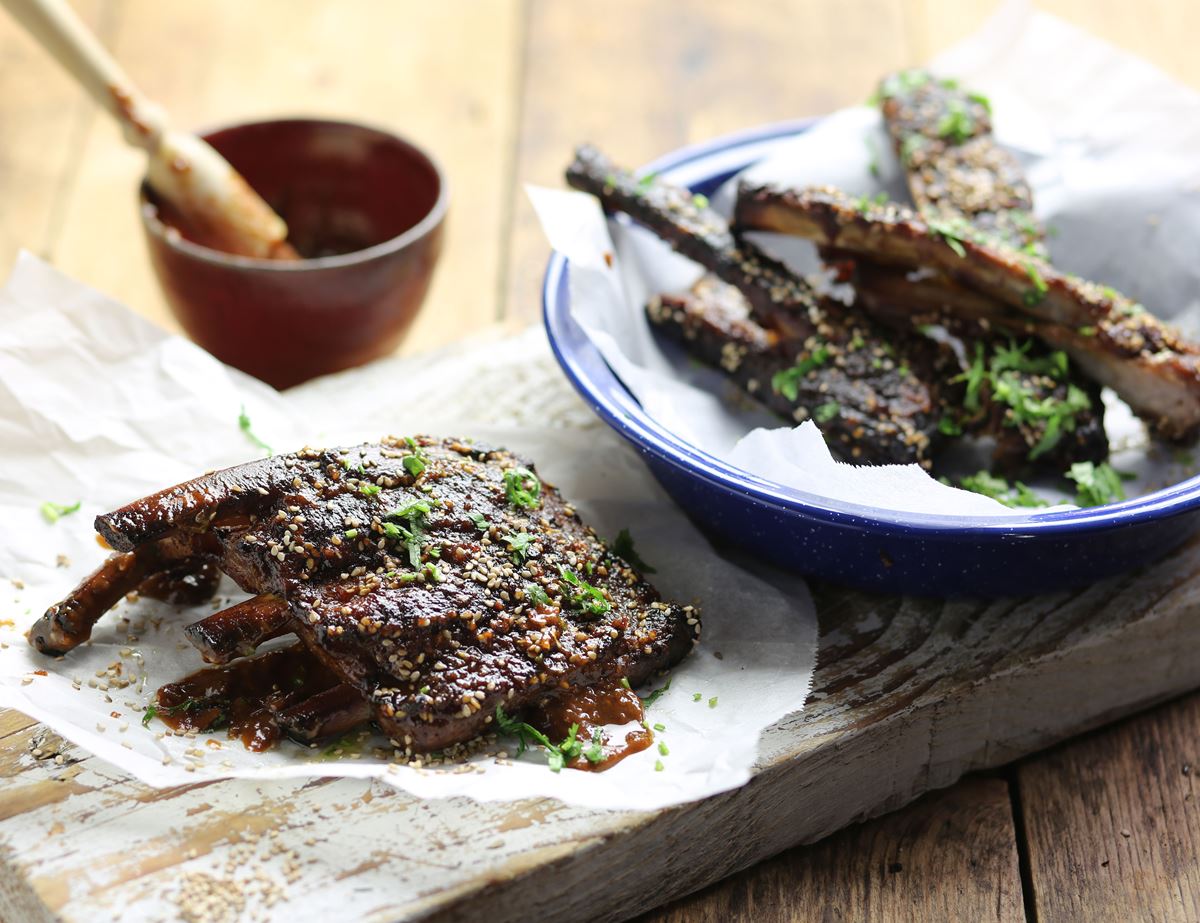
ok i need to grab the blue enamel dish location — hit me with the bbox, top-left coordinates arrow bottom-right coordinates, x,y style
542,119 -> 1200,597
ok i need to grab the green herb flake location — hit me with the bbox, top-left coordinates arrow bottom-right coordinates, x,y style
611,527 -> 656,573
344,528 -> 359,540
1078,326 -> 1097,337
495,706 -> 584,773
141,704 -> 157,727
642,677 -> 671,709
1066,461 -> 1130,508
654,759 -> 665,772
503,467 -> 542,509
525,583 -> 551,605
359,483 -> 381,498
693,692 -> 702,702
403,455 -> 426,477
658,741 -> 670,756
692,193 -> 709,209
501,531 -> 534,564
237,405 -> 273,456
636,171 -> 659,190
469,511 -> 490,531
967,90 -> 992,113
584,728 -> 604,764
40,500 -> 81,524
559,566 -> 610,616
708,696 -> 719,709
957,471 -> 1048,508
814,401 -> 840,423
423,562 -> 443,583
771,346 -> 830,401
653,722 -> 666,732
936,98 -> 975,143
938,415 -> 963,437
620,677 -> 632,690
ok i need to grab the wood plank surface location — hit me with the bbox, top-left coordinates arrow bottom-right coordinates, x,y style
4,511 -> 1200,922
1017,691 -> 1200,923
2,1 -> 1200,921
504,0 -> 911,330
640,776 -> 1025,923
43,0 -> 522,356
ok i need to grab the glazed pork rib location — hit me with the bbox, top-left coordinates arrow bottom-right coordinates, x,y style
566,144 -> 942,466
32,437 -> 700,754
648,275 -> 943,462
736,183 -> 1200,442
877,69 -> 1044,255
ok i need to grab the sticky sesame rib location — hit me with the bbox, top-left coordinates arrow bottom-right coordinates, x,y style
877,69 -> 1043,254
648,275 -> 943,465
736,183 -> 1200,442
565,144 -> 942,466
37,437 -> 701,755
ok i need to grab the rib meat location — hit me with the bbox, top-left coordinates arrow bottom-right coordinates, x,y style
648,275 -> 943,463
736,183 -> 1200,442
877,69 -> 1044,254
566,144 -> 942,466
32,437 -> 699,755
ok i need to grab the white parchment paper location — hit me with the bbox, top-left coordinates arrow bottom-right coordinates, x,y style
0,254 -> 816,810
530,1 -> 1200,514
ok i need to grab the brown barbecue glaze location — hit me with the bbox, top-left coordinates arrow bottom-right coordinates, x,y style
527,679 -> 653,771
40,438 -> 699,757
155,642 -> 344,751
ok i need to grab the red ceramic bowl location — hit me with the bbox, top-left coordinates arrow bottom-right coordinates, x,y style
140,118 -> 448,389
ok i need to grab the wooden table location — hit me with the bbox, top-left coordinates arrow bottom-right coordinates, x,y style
1,2 -> 1198,920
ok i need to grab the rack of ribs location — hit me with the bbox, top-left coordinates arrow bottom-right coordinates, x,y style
565,144 -> 943,467
736,183 -> 1200,444
30,437 -> 700,760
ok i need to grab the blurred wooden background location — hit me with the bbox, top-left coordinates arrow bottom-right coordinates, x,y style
1,1 -> 1199,920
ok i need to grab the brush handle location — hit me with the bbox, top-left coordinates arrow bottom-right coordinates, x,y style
2,0 -> 166,148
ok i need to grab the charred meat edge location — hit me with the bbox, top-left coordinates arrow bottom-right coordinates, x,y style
566,144 -> 941,466
736,183 -> 1200,442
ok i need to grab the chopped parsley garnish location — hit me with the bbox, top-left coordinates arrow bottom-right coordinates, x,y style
814,401 -> 840,423
559,567 -> 610,616
928,217 -> 969,258
359,483 -> 381,498
708,696 -> 719,708
692,693 -> 702,702
958,471 -> 1048,508
900,134 -> 927,166
40,500 -> 81,524
1066,462 -> 1132,507
141,704 -> 157,727
951,339 -> 1090,461
642,677 -> 671,708
403,455 -> 425,477
771,346 -> 830,401
967,90 -> 992,113
469,511 -> 489,531
384,499 -> 433,567
501,531 -> 534,563
936,98 -> 975,143
237,405 -> 273,456
422,562 -> 443,583
503,467 -> 542,509
938,415 -> 963,437
525,583 -> 551,605
1023,260 -> 1049,305
584,728 -> 604,764
611,527 -> 656,573
495,706 -> 583,772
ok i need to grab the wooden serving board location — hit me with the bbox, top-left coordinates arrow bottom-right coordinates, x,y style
2,532 -> 1200,923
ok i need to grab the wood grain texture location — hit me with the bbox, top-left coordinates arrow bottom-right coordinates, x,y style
639,776 -> 1024,923
41,0 -> 522,356
0,0 -> 107,266
504,0 -> 911,330
1017,691 -> 1200,923
5,526 -> 1200,922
